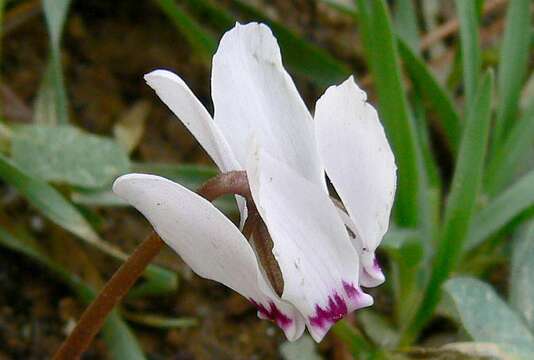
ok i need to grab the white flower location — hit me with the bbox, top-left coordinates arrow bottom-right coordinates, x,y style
113,22 -> 396,342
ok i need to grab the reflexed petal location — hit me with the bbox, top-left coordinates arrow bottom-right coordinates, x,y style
212,22 -> 323,187
144,70 -> 239,173
315,76 -> 396,286
113,174 -> 305,340
246,149 -> 373,342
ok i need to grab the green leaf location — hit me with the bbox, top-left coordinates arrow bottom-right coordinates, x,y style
467,169 -> 534,251
403,71 -> 494,344
12,125 -> 130,188
40,0 -> 71,125
485,92 -> 534,196
398,38 -> 462,155
355,0 -> 423,228
332,320 -> 373,357
153,0 -> 216,61
511,222 -> 534,331
0,153 -> 104,249
0,226 -> 146,359
444,277 -> 534,358
0,154 -> 177,296
493,0 -> 532,143
455,0 -> 481,111
394,0 -> 419,52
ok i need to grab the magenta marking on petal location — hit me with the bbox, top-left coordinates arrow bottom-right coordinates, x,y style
309,293 -> 348,329
342,281 -> 361,299
250,299 -> 292,330
373,257 -> 382,272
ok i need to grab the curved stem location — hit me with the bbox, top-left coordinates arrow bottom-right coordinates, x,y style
54,170 -> 254,358
53,232 -> 164,360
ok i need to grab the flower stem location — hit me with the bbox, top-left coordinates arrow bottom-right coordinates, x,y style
53,232 -> 164,360
54,170 -> 253,358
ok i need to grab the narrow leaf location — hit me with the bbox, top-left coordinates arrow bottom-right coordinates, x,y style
394,0 -> 419,51
493,0 -> 532,143
404,71 -> 494,344
40,0 -> 71,125
355,0 -> 423,227
455,0 -> 481,110
153,0 -> 216,61
485,90 -> 534,195
467,170 -> 534,251
398,38 -> 461,155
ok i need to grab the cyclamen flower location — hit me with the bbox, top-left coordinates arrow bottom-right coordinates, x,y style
113,22 -> 396,342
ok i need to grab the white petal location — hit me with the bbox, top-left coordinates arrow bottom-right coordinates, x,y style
337,208 -> 385,288
246,149 -> 373,342
113,174 -> 305,340
315,76 -> 396,286
212,22 -> 324,186
144,70 -> 239,173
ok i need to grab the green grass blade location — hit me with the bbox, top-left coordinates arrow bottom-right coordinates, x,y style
332,320 -> 373,356
403,70 -> 494,344
153,0 -> 216,61
493,0 -> 532,143
485,96 -> 534,195
354,0 -> 423,227
398,38 -> 462,155
455,0 -> 481,111
0,226 -> 146,359
41,0 -> 71,125
466,169 -> 534,251
0,154 -> 177,296
394,0 -> 419,52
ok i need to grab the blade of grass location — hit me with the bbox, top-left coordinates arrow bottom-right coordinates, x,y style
394,0 -> 419,52
493,0 -> 531,144
398,38 -> 462,155
121,310 -> 197,329
402,70 -> 494,344
0,0 -> 5,115
153,0 -> 216,61
0,226 -> 146,359
466,169 -> 534,252
40,0 -> 71,125
0,154 -> 177,296
332,320 -> 373,357
455,0 -> 481,111
354,0 -> 424,228
485,96 -> 534,195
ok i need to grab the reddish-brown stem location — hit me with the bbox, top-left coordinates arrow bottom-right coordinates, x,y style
197,170 -> 250,201
53,232 -> 164,360
53,170 -> 254,359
